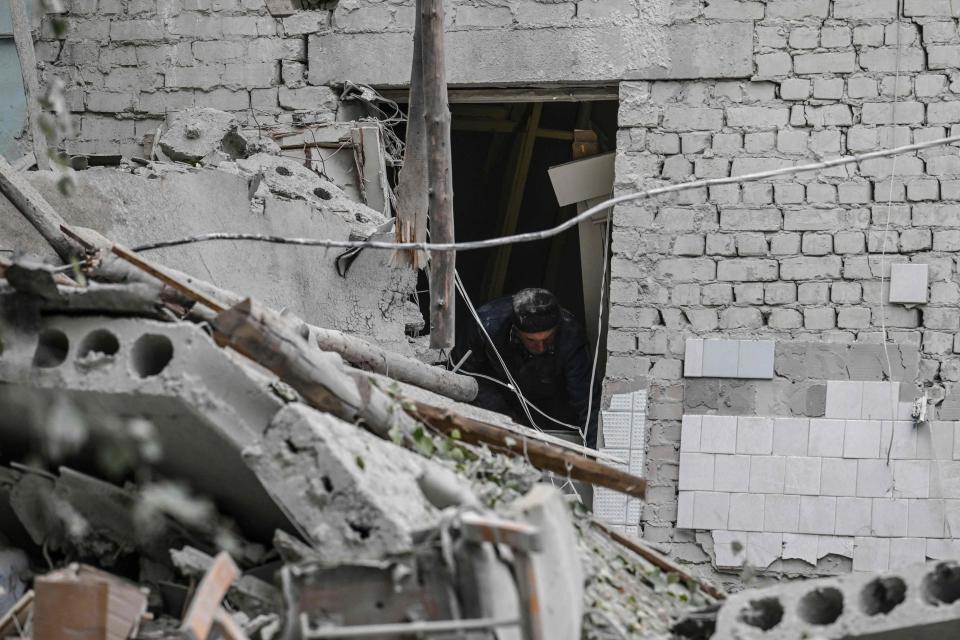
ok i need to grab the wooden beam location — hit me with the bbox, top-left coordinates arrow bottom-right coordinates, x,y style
412,401 -> 646,499
9,0 -> 50,170
485,102 -> 542,301
393,0 -> 428,270
181,552 -> 239,640
0,155 -> 73,260
421,0 -> 456,349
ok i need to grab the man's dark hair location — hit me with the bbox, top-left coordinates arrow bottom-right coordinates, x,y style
511,288 -> 560,333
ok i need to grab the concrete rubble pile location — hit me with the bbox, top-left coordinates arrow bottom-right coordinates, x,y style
0,110 -> 714,640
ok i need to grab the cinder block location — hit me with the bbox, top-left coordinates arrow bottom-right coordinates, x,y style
773,418 -> 809,456
715,454 -> 752,493
862,382 -> 900,420
872,498 -> 909,536
702,340 -> 740,377
736,417 -> 774,455
680,415 -> 702,452
749,456 -> 786,494
908,498 -> 945,537
853,537 -> 890,572
889,537 -> 926,569
700,415 -> 738,454
917,421 -> 954,459
889,263 -> 929,304
843,420 -> 882,458
712,530 -> 746,567
737,340 -> 775,379
882,420 -> 918,459
785,457 -> 822,495
809,419 -> 846,457
692,491 -> 730,530
684,338 -> 704,377
858,460 -> 894,498
601,411 -> 632,448
893,460 -> 930,498
746,532 -> 783,568
729,493 -> 765,531
836,497 -> 873,536
677,491 -> 694,528
821,458 -> 859,496
826,380 -> 864,419
764,494 -> 801,533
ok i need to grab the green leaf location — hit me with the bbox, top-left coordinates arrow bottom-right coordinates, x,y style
355,455 -> 365,470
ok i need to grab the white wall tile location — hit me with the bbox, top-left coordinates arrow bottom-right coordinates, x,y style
880,421 -> 917,460
684,338 -> 704,377
634,390 -> 648,412
679,453 -> 716,491
773,418 -> 809,456
677,491 -> 694,529
746,532 -> 783,568
917,422 -> 954,460
857,460 -> 894,498
702,339 -> 740,377
897,402 -> 914,421
825,381 -> 863,420
680,414 -> 702,452
888,263 -> 929,304
700,415 -> 737,454
601,411 -> 632,448
629,449 -> 644,476
927,538 -> 960,560
799,496 -> 837,535
693,491 -> 730,530
836,497 -> 873,536
908,498 -> 945,538
853,537 -> 890,572
843,420 -> 882,458
818,535 -> 854,560
944,500 -> 960,537
929,461 -> 960,498
764,494 -> 801,533
736,417 -> 774,455
627,498 -> 642,524
715,454 -> 752,493
872,498 -> 909,537
749,456 -> 786,494
785,457 -> 822,495
893,460 -> 930,498
821,458 -> 858,497
729,493 -> 765,532
861,382 -> 900,420
594,487 -> 628,523
783,533 -> 819,565
712,530 -> 746,568
631,416 -> 646,449
889,537 -> 926,569
737,340 -> 775,379
608,391 -> 634,412
809,419 -> 845,457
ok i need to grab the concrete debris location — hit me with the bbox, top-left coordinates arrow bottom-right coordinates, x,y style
158,108 -> 243,164
0,548 -> 28,614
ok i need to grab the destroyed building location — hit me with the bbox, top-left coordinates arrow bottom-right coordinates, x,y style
4,0 -> 960,637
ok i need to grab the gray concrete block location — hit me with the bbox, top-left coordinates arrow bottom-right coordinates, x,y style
702,339 -> 740,377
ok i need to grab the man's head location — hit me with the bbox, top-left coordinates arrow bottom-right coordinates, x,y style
512,288 -> 559,355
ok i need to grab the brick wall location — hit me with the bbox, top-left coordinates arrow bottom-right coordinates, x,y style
607,0 -> 960,580
33,0 -> 338,156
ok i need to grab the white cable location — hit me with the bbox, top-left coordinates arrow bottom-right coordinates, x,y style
457,367 -> 583,431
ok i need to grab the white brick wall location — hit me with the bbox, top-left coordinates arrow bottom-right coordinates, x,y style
679,381 -> 960,571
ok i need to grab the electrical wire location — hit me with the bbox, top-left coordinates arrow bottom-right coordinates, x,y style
132,132 -> 960,254
457,366 -> 582,431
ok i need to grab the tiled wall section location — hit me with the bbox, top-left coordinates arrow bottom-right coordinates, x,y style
676,381 -> 960,572
594,389 -> 647,535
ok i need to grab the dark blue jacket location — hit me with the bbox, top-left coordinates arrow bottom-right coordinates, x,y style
455,296 -> 600,447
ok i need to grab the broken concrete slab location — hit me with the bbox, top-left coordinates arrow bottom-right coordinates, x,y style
158,108 -> 241,164
244,403 -> 443,562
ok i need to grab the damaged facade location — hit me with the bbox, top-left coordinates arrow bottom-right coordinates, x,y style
4,0 -> 960,636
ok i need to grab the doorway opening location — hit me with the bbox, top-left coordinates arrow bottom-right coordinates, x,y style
393,97 -> 619,364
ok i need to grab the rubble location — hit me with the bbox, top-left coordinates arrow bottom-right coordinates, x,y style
157,109 -> 243,165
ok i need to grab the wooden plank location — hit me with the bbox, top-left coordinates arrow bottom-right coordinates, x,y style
34,572 -> 109,640
393,3 -> 428,270
421,0 -> 455,349
592,521 -> 726,601
75,566 -> 149,640
181,552 -> 239,640
8,0 -> 49,170
485,102 -> 542,301
109,244 -> 226,312
0,155 -> 73,260
381,85 -> 619,104
411,401 -> 646,499
0,590 -> 33,640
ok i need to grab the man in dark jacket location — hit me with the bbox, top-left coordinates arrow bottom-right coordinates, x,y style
454,288 -> 600,448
